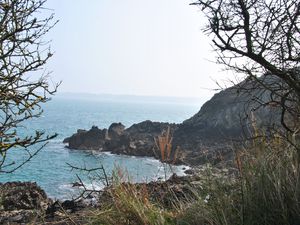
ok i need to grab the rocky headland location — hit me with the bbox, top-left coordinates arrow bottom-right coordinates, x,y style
1,75 -> 287,224
64,75 -> 283,166
63,121 -> 179,161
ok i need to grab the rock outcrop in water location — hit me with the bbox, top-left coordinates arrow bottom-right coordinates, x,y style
64,75 -> 285,166
63,126 -> 108,150
63,120 -> 178,159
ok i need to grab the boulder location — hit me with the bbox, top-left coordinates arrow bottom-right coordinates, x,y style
0,182 -> 50,211
0,182 -> 51,224
64,126 -> 108,150
108,122 -> 125,139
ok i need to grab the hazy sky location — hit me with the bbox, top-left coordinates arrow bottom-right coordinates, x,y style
43,0 -> 228,99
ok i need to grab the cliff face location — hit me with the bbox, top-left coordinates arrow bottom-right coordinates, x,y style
171,76 -> 283,165
175,88 -> 279,141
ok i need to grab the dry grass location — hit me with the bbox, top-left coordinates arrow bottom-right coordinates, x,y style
155,127 -> 179,164
89,173 -> 177,225
178,133 -> 300,225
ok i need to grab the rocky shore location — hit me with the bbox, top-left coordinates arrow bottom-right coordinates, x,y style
1,75 -> 286,224
63,121 -> 181,162
64,75 -> 282,166
0,182 -> 51,224
0,170 -> 219,224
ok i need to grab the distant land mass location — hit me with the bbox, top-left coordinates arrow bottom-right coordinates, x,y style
55,92 -> 209,106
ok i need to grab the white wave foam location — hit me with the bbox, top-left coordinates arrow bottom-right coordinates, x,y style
59,181 -> 105,192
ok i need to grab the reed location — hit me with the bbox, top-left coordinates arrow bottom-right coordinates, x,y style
178,134 -> 300,225
155,127 -> 175,163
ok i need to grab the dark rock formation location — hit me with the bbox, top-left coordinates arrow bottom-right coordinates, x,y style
63,126 -> 108,150
0,182 -> 96,224
175,78 -> 281,143
63,75 -> 286,166
0,167 -> 232,223
172,76 -> 283,165
125,120 -> 177,157
64,121 -> 177,159
0,182 -> 51,224
0,182 -> 50,211
105,122 -> 129,154
108,122 -> 125,139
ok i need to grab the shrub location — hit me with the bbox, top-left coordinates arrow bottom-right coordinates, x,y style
179,135 -> 300,225
90,169 -> 178,225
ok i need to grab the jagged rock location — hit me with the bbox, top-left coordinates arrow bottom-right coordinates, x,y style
72,181 -> 83,187
63,126 -> 108,150
0,182 -> 50,211
0,210 -> 36,224
108,122 -> 125,139
45,198 -> 90,221
61,200 -> 81,213
0,182 -> 51,224
64,120 -> 177,159
125,121 -> 177,157
63,75 -> 288,166
184,169 -> 195,175
105,134 -> 130,154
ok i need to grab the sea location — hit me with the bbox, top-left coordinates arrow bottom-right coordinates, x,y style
0,94 -> 203,200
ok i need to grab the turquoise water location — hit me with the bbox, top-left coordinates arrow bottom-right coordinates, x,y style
0,96 -> 200,200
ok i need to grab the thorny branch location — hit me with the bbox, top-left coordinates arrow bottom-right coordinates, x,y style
192,0 -> 300,137
0,0 -> 59,173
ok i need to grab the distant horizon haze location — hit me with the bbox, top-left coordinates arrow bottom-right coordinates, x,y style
54,91 -> 209,107
42,0 -> 234,99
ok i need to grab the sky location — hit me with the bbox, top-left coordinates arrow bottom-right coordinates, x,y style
42,0 -> 229,100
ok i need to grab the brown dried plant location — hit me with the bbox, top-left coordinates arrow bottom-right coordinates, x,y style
155,127 -> 176,163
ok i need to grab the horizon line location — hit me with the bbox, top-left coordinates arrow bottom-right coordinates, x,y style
55,91 -> 213,100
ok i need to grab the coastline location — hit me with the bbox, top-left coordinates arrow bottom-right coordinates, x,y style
0,170 -> 199,224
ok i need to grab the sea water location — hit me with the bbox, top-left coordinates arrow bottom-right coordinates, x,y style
0,95 -> 201,200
